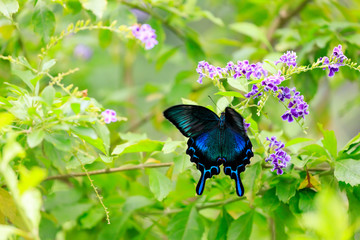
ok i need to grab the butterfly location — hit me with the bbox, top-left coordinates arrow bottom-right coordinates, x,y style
163,105 -> 253,196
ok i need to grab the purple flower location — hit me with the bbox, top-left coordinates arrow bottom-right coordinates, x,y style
275,51 -> 297,67
196,60 -> 267,84
244,119 -> 250,132
245,84 -> 263,99
320,44 -> 347,77
74,44 -> 93,60
277,87 -> 292,102
101,109 -> 117,124
131,24 -> 158,50
265,137 -> 291,175
281,87 -> 309,123
261,71 -> 284,92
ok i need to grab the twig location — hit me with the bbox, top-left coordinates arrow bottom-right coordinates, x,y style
44,163 -> 173,181
267,0 -> 312,45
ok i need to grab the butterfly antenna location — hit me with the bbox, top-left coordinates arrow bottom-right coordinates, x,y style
208,95 -> 221,112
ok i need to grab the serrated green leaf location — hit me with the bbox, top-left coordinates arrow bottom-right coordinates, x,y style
208,209 -> 233,240
0,0 -> 19,18
162,140 -> 183,154
27,129 -> 45,148
227,211 -> 254,240
41,85 -> 55,106
335,159 -> 360,186
99,154 -> 113,163
148,169 -> 172,201
318,124 -> 337,159
167,206 -> 204,240
276,179 -> 297,203
41,59 -> 56,71
298,189 -> 316,212
32,6 -> 55,42
12,69 -> 35,92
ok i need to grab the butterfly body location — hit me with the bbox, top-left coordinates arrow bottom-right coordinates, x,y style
163,105 -> 253,196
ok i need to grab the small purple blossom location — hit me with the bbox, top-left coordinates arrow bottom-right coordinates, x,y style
74,44 -> 93,60
281,87 -> 309,123
101,109 -> 117,124
275,51 -> 297,67
277,87 -> 292,102
261,71 -> 284,92
131,24 -> 158,50
320,44 -> 347,77
245,84 -> 263,99
196,60 -> 267,84
244,119 -> 250,132
265,136 -> 291,175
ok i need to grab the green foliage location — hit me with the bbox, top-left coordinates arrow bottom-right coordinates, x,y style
0,0 -> 360,239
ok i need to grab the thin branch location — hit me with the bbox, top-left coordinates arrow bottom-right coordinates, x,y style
44,163 -> 173,181
267,0 -> 312,45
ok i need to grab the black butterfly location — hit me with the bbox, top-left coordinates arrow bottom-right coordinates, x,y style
163,105 -> 253,196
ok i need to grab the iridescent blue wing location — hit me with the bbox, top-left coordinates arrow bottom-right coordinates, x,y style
186,128 -> 222,195
164,105 -> 221,195
163,105 -> 219,137
222,107 -> 253,196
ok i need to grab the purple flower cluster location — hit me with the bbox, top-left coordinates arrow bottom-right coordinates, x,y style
101,109 -> 117,124
279,87 -> 309,123
265,136 -> 291,175
275,51 -> 297,67
320,44 -> 347,77
245,84 -> 262,99
261,71 -> 285,92
131,24 -> 158,50
196,60 -> 267,84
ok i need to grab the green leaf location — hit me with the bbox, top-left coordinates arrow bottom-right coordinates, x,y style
41,85 -> 55,106
20,189 -> 42,229
18,166 -> 47,194
122,196 -> 154,213
0,112 -> 14,130
98,28 -> 112,48
301,144 -> 328,157
156,47 -> 179,70
99,154 -> 113,163
227,77 -> 247,92
27,129 -> 45,148
229,22 -> 272,50
41,59 -> 56,71
298,189 -> 316,212
80,207 -> 105,229
51,203 -> 93,225
32,6 -> 56,42
167,206 -> 204,240
12,69 -> 36,92
44,133 -> 72,151
80,0 -> 107,18
185,37 -> 205,62
243,161 -> 262,196
335,159 -> 360,186
275,178 -> 298,203
71,102 -> 81,114
162,140 -> 183,154
215,91 -> 245,99
285,137 -> 313,147
181,98 -> 198,105
227,211 -> 254,240
148,169 -> 172,201
0,225 -> 23,240
201,10 -> 224,26
318,124 -> 337,159
0,188 -> 27,230
112,139 -> 164,155
216,96 -> 230,114
208,209 -> 233,240
0,0 -> 19,18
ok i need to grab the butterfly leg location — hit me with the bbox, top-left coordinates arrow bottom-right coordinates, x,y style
224,165 -> 245,197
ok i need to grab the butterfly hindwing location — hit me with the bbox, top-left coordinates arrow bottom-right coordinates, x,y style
223,108 -> 253,196
163,105 -> 219,138
186,128 -> 222,195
